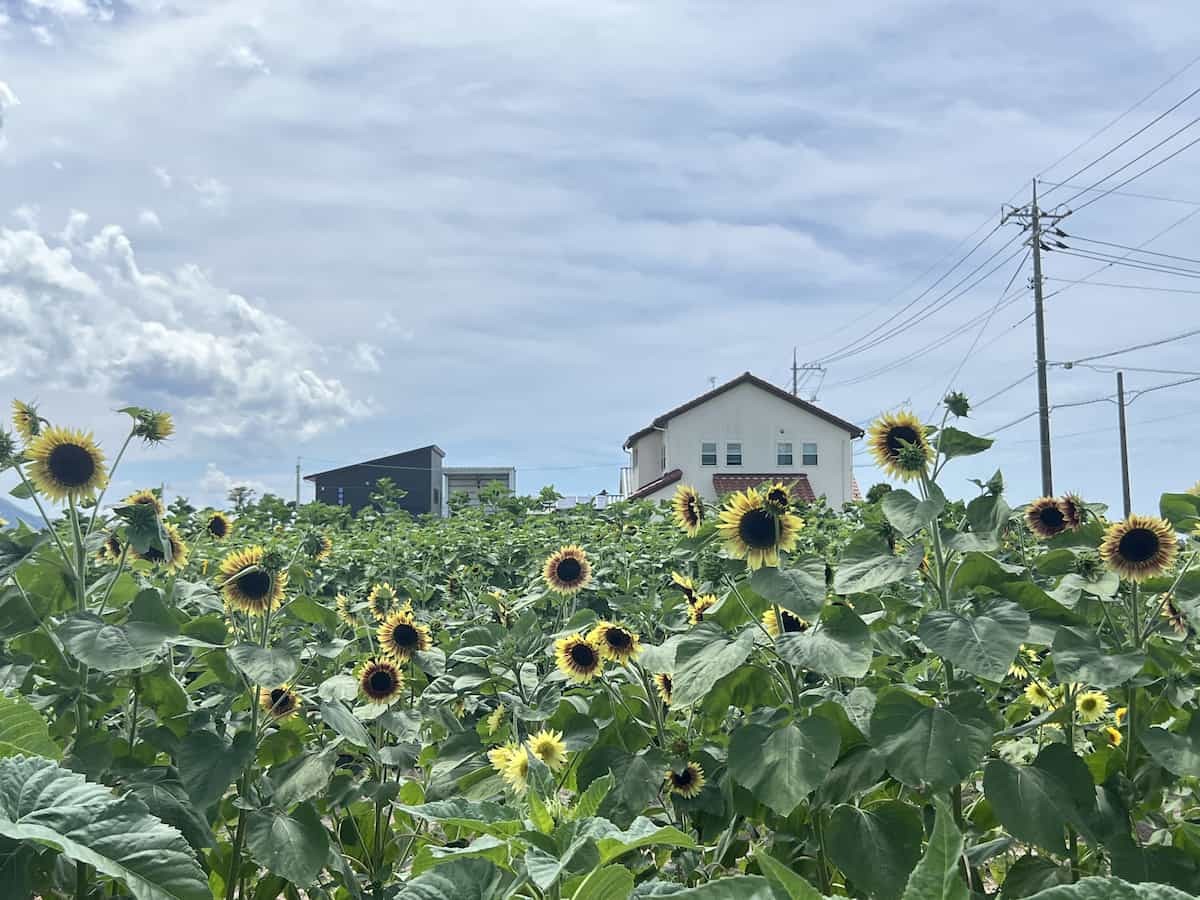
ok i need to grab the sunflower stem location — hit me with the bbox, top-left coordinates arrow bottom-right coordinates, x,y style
69,499 -> 92,900
85,428 -> 135,539
96,542 -> 130,618
13,461 -> 76,576
1140,551 -> 1197,645
128,675 -> 140,753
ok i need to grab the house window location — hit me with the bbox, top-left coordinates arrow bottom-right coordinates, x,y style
802,442 -> 818,465
660,443 -> 667,471
726,442 -> 742,466
336,486 -> 345,505
777,441 -> 793,466
700,441 -> 717,466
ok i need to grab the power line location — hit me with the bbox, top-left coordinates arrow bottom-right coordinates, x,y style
1044,277 -> 1200,295
1039,180 -> 1200,207
974,370 -> 1037,409
1062,363 -> 1200,377
1071,129 -> 1200,214
1059,325 -> 1200,365
1055,248 -> 1200,279
1129,374 -> 1200,402
1063,234 -> 1200,267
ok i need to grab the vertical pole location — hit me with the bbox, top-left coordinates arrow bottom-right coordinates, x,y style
792,347 -> 799,396
1117,371 -> 1132,517
295,457 -> 301,506
1030,180 -> 1054,495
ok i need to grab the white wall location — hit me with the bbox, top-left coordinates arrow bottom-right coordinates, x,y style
629,429 -> 664,489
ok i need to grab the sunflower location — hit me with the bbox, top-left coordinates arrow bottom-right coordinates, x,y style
306,533 -> 332,561
367,583 -> 399,620
671,572 -> 698,603
653,673 -> 673,706
358,657 -> 404,704
665,762 -> 705,799
672,485 -> 705,537
124,489 -> 164,517
1025,497 -> 1069,539
133,410 -> 174,443
687,594 -> 717,625
762,607 -> 810,638
218,546 -> 287,615
1059,493 -> 1085,530
526,729 -> 568,771
764,482 -> 792,512
378,609 -> 432,662
335,593 -> 356,625
587,621 -> 642,664
98,533 -> 123,562
542,545 -> 592,595
1008,645 -> 1039,680
487,742 -> 519,774
716,488 -> 803,570
129,522 -> 190,574
206,512 -> 232,540
11,400 -> 42,442
1076,690 -> 1109,724
1163,598 -> 1188,635
867,411 -> 932,481
1115,707 -> 1128,726
501,748 -> 531,794
1024,682 -> 1054,708
261,686 -> 300,719
486,705 -> 507,735
1103,726 -> 1123,747
25,427 -> 107,502
554,634 -> 604,682
1100,515 -> 1178,582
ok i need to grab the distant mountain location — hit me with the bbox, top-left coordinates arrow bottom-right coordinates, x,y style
0,497 -> 39,528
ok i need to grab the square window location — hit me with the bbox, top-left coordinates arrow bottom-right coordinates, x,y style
802,442 -> 818,465
777,441 -> 793,466
336,486 -> 345,505
701,441 -> 717,466
726,442 -> 742,466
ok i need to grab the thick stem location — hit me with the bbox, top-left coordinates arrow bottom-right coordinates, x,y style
85,430 -> 135,538
128,676 -> 140,753
68,502 -> 92,900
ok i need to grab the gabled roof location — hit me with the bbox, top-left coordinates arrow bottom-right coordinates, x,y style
713,472 -> 816,502
623,372 -> 864,448
303,444 -> 446,481
626,468 -> 682,500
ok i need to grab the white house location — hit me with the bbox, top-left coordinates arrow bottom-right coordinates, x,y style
620,372 -> 864,505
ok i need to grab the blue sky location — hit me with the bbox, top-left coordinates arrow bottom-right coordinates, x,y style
2,0 -> 1199,513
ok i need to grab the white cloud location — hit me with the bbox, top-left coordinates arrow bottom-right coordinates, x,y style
30,25 -> 55,46
219,44 -> 269,75
59,208 -> 88,243
137,208 -> 162,229
350,342 -> 383,373
199,463 -> 268,498
10,204 -> 39,229
186,175 -> 229,210
24,0 -> 93,17
152,165 -> 172,188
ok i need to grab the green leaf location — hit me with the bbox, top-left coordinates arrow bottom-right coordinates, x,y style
728,718 -> 840,817
412,834 -> 511,876
983,758 -> 1075,853
750,557 -> 828,620
125,774 -> 214,852
318,700 -> 378,762
918,599 -> 1029,682
669,624 -> 757,707
0,524 -> 46,581
394,799 -> 522,838
775,604 -> 872,678
826,801 -> 923,900
286,595 -> 338,630
525,835 -> 591,890
0,693 -> 60,760
900,796 -> 967,900
227,643 -> 297,687
585,815 -> 698,863
1160,493 -> 1200,532
753,848 -> 829,899
270,746 -> 340,809
1051,627 -> 1144,689
394,857 -> 515,900
573,773 -> 613,820
834,531 -> 923,595
966,492 -> 1011,534
0,754 -> 209,900
937,426 -> 994,459
631,874 -> 782,898
1142,715 -> 1200,778
245,801 -> 329,887
1025,877 -> 1195,899
870,687 -> 992,792
528,790 -> 554,835
177,729 -> 255,807
58,613 -> 165,672
574,864 -> 635,900
881,485 -> 945,538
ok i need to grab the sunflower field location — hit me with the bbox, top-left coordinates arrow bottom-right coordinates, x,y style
2,399 -> 1200,900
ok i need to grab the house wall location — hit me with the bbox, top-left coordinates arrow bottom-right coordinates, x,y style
311,447 -> 442,515
445,468 -> 517,507
629,429 -> 664,490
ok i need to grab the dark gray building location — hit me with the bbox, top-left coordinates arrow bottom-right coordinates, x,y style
304,445 -> 445,516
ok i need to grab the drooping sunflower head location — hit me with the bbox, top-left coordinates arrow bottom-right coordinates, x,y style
358,657 -> 404,704
11,400 -> 42,442
97,532 -> 123,562
764,482 -> 792,513
130,522 -> 190,574
1115,706 -> 1128,726
672,485 -> 705,537
218,545 -> 287,615
367,583 -> 399,620
1024,681 -> 1054,708
1026,497 -> 1069,539
378,609 -> 432,662
128,408 -> 174,444
1007,645 -> 1039,680
671,572 -> 698,603
335,593 -> 356,625
25,427 -> 108,502
1103,726 -> 1123,746
261,686 -> 300,719
1163,597 -> 1188,635
554,634 -> 604,683
1100,515 -> 1178,582
665,762 -> 705,799
206,512 -> 232,540
687,594 -> 717,625
304,532 -> 333,562
501,748 -> 531,794
542,545 -> 592,595
653,673 -> 673,706
587,621 -> 642,664
867,411 -> 932,481
124,489 -> 164,517
1075,690 -> 1109,724
526,729 -> 568,771
762,607 -> 810,639
1058,493 -> 1085,530
716,488 -> 803,570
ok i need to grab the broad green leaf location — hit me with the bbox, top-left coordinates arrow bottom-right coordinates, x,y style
125,774 -> 213,852
245,801 -> 329,887
750,557 -> 828,619
572,773 -> 613,820
937,427 -> 993,459
1142,715 -> 1200,778
270,746 -> 340,809
177,729 -> 254,807
870,687 -> 992,792
834,531 -> 923,595
394,857 -> 515,900
1051,627 -> 1144,689
525,835 -> 591,890
579,815 -> 698,863
318,700 -> 379,762
412,834 -> 510,876
0,693 -> 60,760
395,799 -> 523,837
983,758 -> 1074,853
631,874 -> 783,898
528,790 -> 554,834
881,485 -> 945,538
918,599 -> 1028,682
728,719 -> 840,817
966,492 -> 1010,534
286,595 -> 338,630
816,744 -> 886,807
227,643 -> 297,687
574,864 -> 635,900
826,801 -> 923,900
900,796 -> 967,900
669,624 -> 757,707
775,604 -> 872,678
1160,493 -> 1200,532
1026,877 -> 1195,899
0,524 -> 46,581
0,754 -> 209,900
58,613 -> 165,672
753,848 -> 829,899
1000,856 -> 1070,896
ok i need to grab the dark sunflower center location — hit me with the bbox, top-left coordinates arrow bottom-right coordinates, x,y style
1118,527 -> 1160,563
738,509 -> 778,549
885,426 -> 920,458
368,670 -> 394,694
767,489 -> 788,506
556,558 -> 583,583
605,628 -> 632,650
781,613 -> 807,633
569,642 -> 597,667
1080,698 -> 1097,711
390,623 -> 419,648
685,499 -> 701,522
209,518 -> 228,537
270,688 -> 289,706
660,676 -> 672,693
47,443 -> 95,486
238,570 -> 272,599
673,769 -> 694,788
1038,506 -> 1066,529
142,545 -> 165,562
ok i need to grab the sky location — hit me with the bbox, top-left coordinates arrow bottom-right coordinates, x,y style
2,0 -> 1200,515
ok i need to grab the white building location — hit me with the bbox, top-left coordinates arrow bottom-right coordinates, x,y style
443,467 -> 517,509
620,372 -> 863,505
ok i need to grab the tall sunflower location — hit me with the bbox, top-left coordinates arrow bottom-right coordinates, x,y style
687,594 -> 717,625
672,485 -> 705,537
554,634 -> 604,682
1059,493 -> 1085,530
501,748 -> 531,794
587,621 -> 642,664
305,533 -> 333,562
98,533 -> 123,563
358,657 -> 404,704
206,512 -> 232,540
335,593 -> 356,625
260,686 -> 300,719
1100,515 -> 1178,581
664,762 -> 705,799
526,729 -> 568,771
129,522 -> 190,574
716,488 -> 803,570
671,572 -> 699,603
542,545 -> 592,595
124,488 -> 164,517
764,482 -> 792,512
653,673 -> 673,706
488,742 -> 520,775
218,546 -> 287,615
1075,690 -> 1109,724
25,427 -> 107,502
867,411 -> 931,481
378,609 -> 432,662
762,607 -> 809,638
1026,497 -> 1069,539
11,400 -> 42,442
132,410 -> 174,443
367,583 -> 399,621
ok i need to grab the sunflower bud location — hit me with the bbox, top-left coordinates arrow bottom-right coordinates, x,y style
896,441 -> 931,476
944,391 -> 971,418
0,429 -> 18,470
123,407 -> 175,443
260,547 -> 288,574
1073,551 -> 1103,580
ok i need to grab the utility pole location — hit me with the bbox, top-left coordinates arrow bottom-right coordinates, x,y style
792,347 -> 799,396
295,457 -> 301,506
1116,371 -> 1132,517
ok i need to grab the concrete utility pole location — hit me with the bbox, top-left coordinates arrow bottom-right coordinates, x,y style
792,347 -> 799,396
1117,371 -> 1132,518
295,457 -> 301,506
